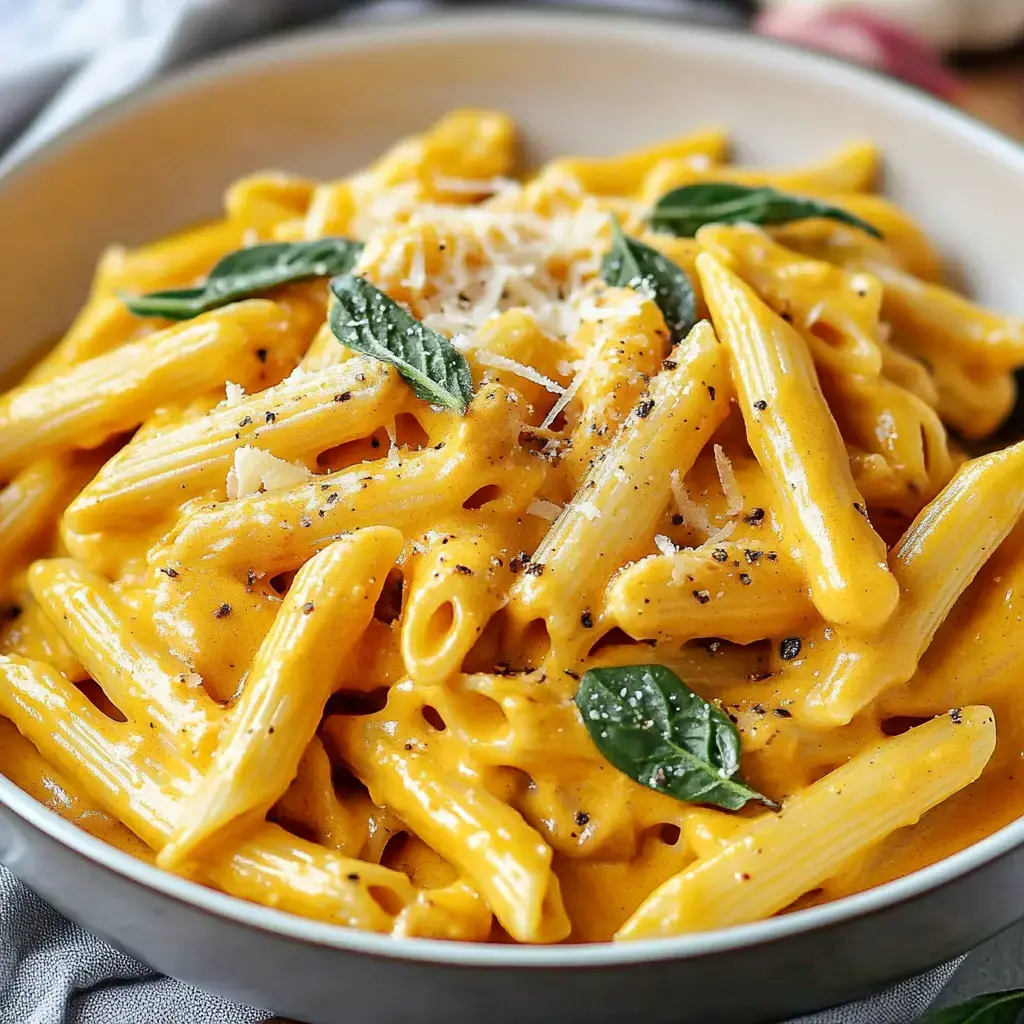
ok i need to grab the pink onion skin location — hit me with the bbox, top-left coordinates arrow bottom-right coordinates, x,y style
756,6 -> 962,100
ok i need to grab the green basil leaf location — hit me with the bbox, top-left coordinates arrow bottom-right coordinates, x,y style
650,183 -> 883,240
601,216 -> 696,343
920,991 -> 1024,1024
575,664 -> 775,811
329,274 -> 474,414
123,237 -> 365,319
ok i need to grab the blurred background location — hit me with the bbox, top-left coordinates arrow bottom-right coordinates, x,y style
3,0 -> 1024,166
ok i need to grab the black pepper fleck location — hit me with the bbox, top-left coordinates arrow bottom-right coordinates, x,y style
159,567 -> 179,578
238,415 -> 252,427
214,603 -> 232,619
693,589 -> 711,604
753,399 -> 768,411
744,507 -> 765,525
574,811 -> 589,827
302,602 -> 315,615
671,514 -> 684,526
454,564 -> 473,575
739,573 -> 752,585
853,502 -> 869,519
335,392 -> 352,403
950,707 -> 963,724
581,611 -> 593,629
780,637 -> 802,661
712,548 -> 728,562
265,411 -> 276,423
523,561 -> 545,577
256,348 -> 268,363
774,708 -> 793,718
298,515 -> 312,528
635,399 -> 655,419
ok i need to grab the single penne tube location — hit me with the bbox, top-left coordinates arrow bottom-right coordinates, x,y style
25,294 -> 155,383
795,443 -> 1024,725
401,527 -> 512,686
543,128 -> 729,196
928,356 -> 1016,441
0,301 -> 306,477
639,140 -> 879,206
65,359 -> 402,534
0,655 -> 188,847
607,540 -> 816,646
465,310 -> 575,425
98,219 -> 250,295
559,289 -> 670,490
0,457 -> 97,601
207,824 -> 416,933
0,715 -> 152,860
697,252 -> 897,633
158,383 -> 547,575
508,321 -> 732,656
616,707 -> 996,939
327,691 -> 571,944
224,172 -> 316,230
158,528 -> 403,869
28,558 -> 222,757
868,260 -> 1024,374
373,109 -> 517,190
0,597 -> 87,681
885,524 -> 1024,716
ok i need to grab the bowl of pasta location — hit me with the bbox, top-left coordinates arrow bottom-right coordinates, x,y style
0,8 -> 1023,1024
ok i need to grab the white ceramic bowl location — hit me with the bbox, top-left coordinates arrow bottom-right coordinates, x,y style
1,11 -> 1023,1024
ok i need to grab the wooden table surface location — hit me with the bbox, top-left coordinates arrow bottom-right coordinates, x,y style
957,49 -> 1024,137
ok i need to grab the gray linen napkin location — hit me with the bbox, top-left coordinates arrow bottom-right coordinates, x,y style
0,2 -> 986,1021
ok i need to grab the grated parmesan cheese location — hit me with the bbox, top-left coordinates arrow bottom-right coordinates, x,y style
654,534 -> 677,558
226,445 -> 312,500
670,469 -> 711,535
576,501 -> 601,522
713,444 -> 744,516
706,521 -> 736,547
224,382 -> 246,407
527,498 -> 564,521
473,350 -> 566,395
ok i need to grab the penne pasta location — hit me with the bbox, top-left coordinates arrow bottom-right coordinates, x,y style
5,115 -> 1024,946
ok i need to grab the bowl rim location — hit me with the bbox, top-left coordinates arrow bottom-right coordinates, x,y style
2,6 -> 1024,969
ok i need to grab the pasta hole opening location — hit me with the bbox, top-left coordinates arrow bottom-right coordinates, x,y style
318,428 -> 390,472
379,830 -> 412,870
519,618 -> 551,667
427,600 -> 456,642
462,608 -> 507,674
808,318 -> 846,350
271,814 -> 319,845
491,765 -> 535,803
269,571 -> 296,596
368,885 -> 406,917
781,887 -> 826,915
881,715 -> 930,737
657,823 -> 681,846
374,569 -> 404,625
73,678 -> 128,723
452,686 -> 508,738
588,627 -> 635,658
463,484 -> 503,510
324,687 -> 390,718
420,705 -> 447,732
394,413 -> 430,450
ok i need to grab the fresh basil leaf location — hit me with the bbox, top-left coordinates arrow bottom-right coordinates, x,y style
650,183 -> 883,240
919,991 -> 1024,1024
329,274 -> 474,414
575,664 -> 775,811
123,237 -> 364,319
601,216 -> 696,343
